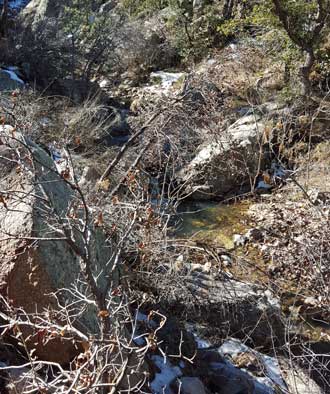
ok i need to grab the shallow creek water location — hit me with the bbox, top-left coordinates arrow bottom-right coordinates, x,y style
175,200 -> 251,249
175,200 -> 330,346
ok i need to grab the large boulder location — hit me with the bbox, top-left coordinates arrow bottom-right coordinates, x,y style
143,269 -> 283,348
177,114 -> 268,200
190,274 -> 283,346
21,0 -> 68,26
0,128 -> 119,364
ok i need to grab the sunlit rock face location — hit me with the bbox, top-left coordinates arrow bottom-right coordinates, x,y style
20,0 -> 68,27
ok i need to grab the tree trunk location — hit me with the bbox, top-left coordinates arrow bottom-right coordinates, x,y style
0,0 -> 9,38
300,49 -> 315,97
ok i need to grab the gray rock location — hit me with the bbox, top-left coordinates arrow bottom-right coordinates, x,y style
92,106 -> 131,146
0,130 -> 119,363
233,233 -> 247,247
177,114 -> 268,200
197,348 -> 267,394
149,271 -> 283,347
21,0 -> 68,27
220,254 -> 232,266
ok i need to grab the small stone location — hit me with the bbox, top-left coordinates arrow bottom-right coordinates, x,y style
304,297 -> 318,306
220,254 -> 232,266
268,264 -> 278,275
233,234 -> 247,247
191,262 -> 211,274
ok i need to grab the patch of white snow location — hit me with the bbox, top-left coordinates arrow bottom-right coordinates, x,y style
145,71 -> 186,96
2,69 -> 25,85
219,339 -> 287,391
150,355 -> 182,394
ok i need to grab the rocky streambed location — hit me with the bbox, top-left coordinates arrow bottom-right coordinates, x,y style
164,192 -> 330,393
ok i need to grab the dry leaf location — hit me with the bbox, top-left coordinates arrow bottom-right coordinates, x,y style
111,195 -> 119,204
98,310 -> 110,318
81,341 -> 91,352
61,168 -> 70,180
94,211 -> 104,227
0,195 -> 7,208
98,178 -> 110,191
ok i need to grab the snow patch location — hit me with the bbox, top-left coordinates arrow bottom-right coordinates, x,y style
1,69 -> 25,85
150,355 -> 182,394
145,71 -> 186,96
219,338 -> 287,391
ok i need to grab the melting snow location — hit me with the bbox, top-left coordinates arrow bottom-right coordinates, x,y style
145,71 -> 186,95
150,355 -> 182,394
49,146 -> 68,174
220,339 -> 287,391
2,69 -> 25,85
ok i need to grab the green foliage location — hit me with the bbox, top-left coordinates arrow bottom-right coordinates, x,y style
120,0 -> 225,62
63,0 -> 104,40
220,0 -> 330,95
166,2 -> 225,62
62,0 -> 118,79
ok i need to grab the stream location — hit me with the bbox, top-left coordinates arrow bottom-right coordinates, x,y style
174,197 -> 330,388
